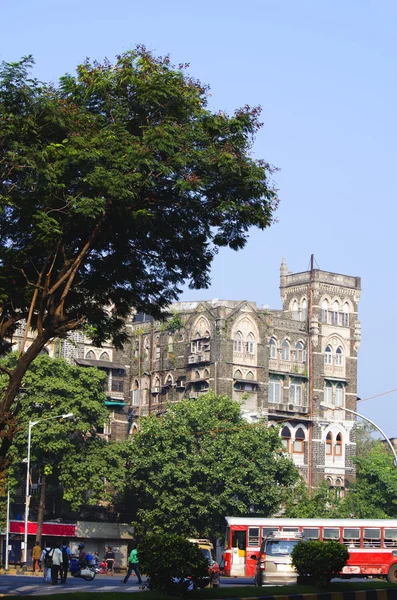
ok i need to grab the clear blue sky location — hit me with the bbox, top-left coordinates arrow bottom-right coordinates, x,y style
2,0 -> 396,435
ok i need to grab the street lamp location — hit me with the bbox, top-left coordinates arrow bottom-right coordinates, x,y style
23,412 -> 74,566
320,403 -> 397,468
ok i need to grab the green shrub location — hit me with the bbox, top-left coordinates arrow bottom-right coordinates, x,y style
139,533 -> 209,595
291,540 -> 349,588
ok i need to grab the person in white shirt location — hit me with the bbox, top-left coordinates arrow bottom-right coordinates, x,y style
50,543 -> 63,585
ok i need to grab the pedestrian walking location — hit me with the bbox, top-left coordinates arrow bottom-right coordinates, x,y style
121,540 -> 142,585
60,541 -> 71,584
105,545 -> 115,574
50,543 -> 63,585
31,541 -> 42,574
41,544 -> 52,584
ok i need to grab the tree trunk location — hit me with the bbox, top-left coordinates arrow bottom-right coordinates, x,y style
36,473 -> 46,545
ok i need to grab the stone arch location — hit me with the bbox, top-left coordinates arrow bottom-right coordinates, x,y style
324,334 -> 346,354
86,350 -> 96,359
191,316 -> 211,339
165,373 -> 174,386
100,351 -> 110,361
230,314 -> 260,344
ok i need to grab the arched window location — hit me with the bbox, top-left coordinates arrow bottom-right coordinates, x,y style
335,346 -> 343,366
293,427 -> 305,453
268,375 -> 282,403
155,336 -> 161,359
168,334 -> 173,352
153,377 -> 160,393
269,337 -> 277,359
246,332 -> 255,355
335,477 -> 343,498
335,433 -> 343,455
234,369 -> 243,379
281,426 -> 291,451
281,339 -> 290,361
322,299 -> 328,323
246,371 -> 254,380
86,350 -> 95,359
324,382 -> 333,405
195,370 -> 200,380
234,331 -> 243,353
166,374 -> 173,386
289,378 -> 302,405
330,300 -> 339,325
326,432 -> 333,455
132,380 -> 140,405
341,302 -> 349,326
203,369 -> 210,378
295,341 -> 306,363
335,383 -> 344,407
301,298 -> 308,322
325,345 -> 332,365
292,300 -> 299,321
100,351 -> 109,361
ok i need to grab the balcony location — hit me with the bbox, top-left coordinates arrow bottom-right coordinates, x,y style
324,364 -> 346,379
269,358 -> 307,376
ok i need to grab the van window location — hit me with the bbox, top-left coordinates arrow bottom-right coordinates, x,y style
266,540 -> 299,556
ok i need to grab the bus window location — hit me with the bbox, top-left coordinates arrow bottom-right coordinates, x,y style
343,528 -> 360,547
363,528 -> 380,548
261,527 -> 279,541
248,527 -> 260,546
384,529 -> 397,548
224,526 -> 230,549
232,530 -> 246,550
323,528 -> 340,541
282,527 -> 299,532
303,528 -> 319,540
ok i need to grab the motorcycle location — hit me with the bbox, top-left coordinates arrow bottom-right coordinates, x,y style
70,557 -> 96,581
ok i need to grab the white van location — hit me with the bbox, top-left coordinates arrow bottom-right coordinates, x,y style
251,531 -> 303,586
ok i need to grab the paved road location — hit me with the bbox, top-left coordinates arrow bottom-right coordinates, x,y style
0,574 -> 253,596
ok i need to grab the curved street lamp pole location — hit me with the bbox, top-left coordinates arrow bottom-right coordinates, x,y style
23,412 -> 74,567
320,403 -> 397,468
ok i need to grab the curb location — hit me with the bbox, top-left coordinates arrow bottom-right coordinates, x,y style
232,593 -> 397,600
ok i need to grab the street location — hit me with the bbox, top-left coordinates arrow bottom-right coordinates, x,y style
0,574 -> 254,596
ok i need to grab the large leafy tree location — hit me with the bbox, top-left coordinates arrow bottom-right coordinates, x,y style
0,48 -> 278,464
123,392 -> 299,538
1,354 -> 127,536
337,442 -> 397,518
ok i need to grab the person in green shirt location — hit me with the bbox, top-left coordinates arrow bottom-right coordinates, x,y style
121,541 -> 142,585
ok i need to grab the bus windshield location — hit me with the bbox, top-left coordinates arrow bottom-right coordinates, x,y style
266,540 -> 299,556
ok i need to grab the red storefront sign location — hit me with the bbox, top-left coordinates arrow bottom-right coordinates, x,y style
10,520 -> 76,537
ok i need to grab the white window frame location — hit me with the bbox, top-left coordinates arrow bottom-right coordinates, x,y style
281,340 -> 290,361
335,346 -> 343,366
289,381 -> 302,405
269,338 -> 277,359
269,378 -> 281,403
325,345 -> 333,365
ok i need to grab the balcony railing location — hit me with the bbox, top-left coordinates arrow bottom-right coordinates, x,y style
269,358 -> 307,375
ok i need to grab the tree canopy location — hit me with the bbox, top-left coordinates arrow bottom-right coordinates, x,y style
0,48 -> 278,462
1,354 -> 127,520
123,392 -> 299,538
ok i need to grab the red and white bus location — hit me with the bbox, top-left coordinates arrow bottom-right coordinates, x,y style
223,517 -> 397,582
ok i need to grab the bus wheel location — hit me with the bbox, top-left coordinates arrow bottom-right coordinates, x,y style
387,564 -> 397,584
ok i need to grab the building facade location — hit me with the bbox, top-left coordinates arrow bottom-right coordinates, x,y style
128,259 -> 361,491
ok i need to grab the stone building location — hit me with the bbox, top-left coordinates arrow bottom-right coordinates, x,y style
128,259 -> 361,492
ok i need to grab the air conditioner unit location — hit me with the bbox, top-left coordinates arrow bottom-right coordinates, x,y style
288,404 -> 295,411
188,355 -> 197,364
152,387 -> 160,394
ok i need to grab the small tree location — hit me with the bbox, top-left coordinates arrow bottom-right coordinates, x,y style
291,540 -> 349,588
139,534 -> 209,595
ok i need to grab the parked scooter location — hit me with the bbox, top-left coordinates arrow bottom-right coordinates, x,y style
70,556 -> 96,581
